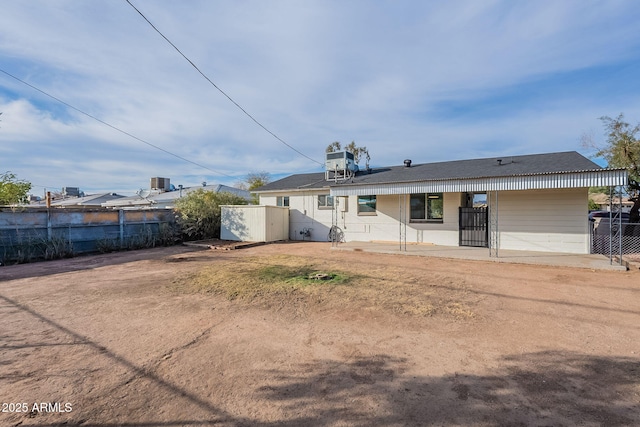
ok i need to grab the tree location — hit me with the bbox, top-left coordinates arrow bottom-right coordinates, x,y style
174,189 -> 248,240
247,171 -> 270,204
326,141 -> 342,153
588,114 -> 640,222
589,186 -> 610,195
325,141 -> 371,169
234,171 -> 271,204
0,172 -> 32,205
246,171 -> 271,189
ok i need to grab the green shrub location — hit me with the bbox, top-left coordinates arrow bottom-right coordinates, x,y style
174,190 -> 248,240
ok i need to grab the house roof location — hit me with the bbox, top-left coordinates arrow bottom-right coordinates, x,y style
255,151 -> 628,195
103,184 -> 251,208
589,193 -> 634,206
31,193 -> 125,207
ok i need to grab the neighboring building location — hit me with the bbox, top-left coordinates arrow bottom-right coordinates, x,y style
102,184 -> 251,209
588,193 -> 634,213
252,151 -> 627,254
31,193 -> 125,208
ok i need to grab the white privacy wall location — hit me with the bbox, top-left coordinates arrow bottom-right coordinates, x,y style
494,188 -> 589,253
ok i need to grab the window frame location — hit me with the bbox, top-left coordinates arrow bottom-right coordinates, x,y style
410,193 -> 426,221
317,194 -> 334,209
357,195 -> 377,215
426,193 -> 444,222
409,193 -> 443,223
276,196 -> 289,207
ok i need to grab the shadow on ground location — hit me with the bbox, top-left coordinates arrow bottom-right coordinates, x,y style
255,351 -> 640,426
0,245 -> 203,281
2,288 -> 639,426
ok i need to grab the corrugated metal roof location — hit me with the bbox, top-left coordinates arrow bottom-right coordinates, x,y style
255,151 -> 628,194
330,169 -> 628,196
103,184 -> 251,207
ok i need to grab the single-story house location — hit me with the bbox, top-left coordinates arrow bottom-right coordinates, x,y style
102,184 -> 251,209
250,151 -> 627,254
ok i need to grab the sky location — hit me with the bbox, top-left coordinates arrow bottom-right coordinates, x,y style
1,0 -> 640,196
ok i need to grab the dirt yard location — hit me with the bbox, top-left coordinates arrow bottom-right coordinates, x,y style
1,242 -> 639,426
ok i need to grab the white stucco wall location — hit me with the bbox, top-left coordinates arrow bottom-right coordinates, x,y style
493,188 -> 589,253
260,192 -> 460,245
409,194 -> 460,246
334,193 -> 460,245
260,191 -> 334,241
260,188 -> 590,253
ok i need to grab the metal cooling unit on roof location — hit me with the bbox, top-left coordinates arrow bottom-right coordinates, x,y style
62,187 -> 80,197
150,177 -> 171,192
325,151 -> 358,182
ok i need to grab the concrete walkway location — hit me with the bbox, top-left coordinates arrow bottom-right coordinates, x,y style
331,241 -> 630,271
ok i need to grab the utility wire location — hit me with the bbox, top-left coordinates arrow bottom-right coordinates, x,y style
124,0 -> 323,167
0,68 -> 234,178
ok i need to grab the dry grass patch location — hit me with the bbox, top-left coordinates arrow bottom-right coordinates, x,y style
170,254 -> 476,319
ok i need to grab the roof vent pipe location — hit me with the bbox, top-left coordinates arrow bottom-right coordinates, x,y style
497,159 -> 502,165
404,159 -> 412,167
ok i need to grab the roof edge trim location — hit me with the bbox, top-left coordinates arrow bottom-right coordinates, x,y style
330,169 -> 628,196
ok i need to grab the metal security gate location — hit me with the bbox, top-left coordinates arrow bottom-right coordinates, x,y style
459,207 -> 488,247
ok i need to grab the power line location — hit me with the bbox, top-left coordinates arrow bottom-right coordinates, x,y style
124,0 -> 323,167
0,68 -> 234,178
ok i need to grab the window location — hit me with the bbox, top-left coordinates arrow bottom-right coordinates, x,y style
276,196 -> 289,207
318,194 -> 334,209
357,195 -> 376,215
427,193 -> 443,221
410,193 -> 443,222
410,194 -> 426,220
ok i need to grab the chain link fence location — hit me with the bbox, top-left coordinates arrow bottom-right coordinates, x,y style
591,219 -> 640,260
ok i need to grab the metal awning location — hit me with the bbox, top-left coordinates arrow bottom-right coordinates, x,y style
329,169 -> 628,196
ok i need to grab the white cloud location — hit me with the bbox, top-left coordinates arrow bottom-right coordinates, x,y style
1,0 -> 640,193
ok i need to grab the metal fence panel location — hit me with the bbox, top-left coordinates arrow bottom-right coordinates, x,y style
591,220 -> 640,257
0,208 -> 175,264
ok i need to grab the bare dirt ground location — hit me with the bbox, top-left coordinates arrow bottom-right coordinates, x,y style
1,242 -> 639,427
